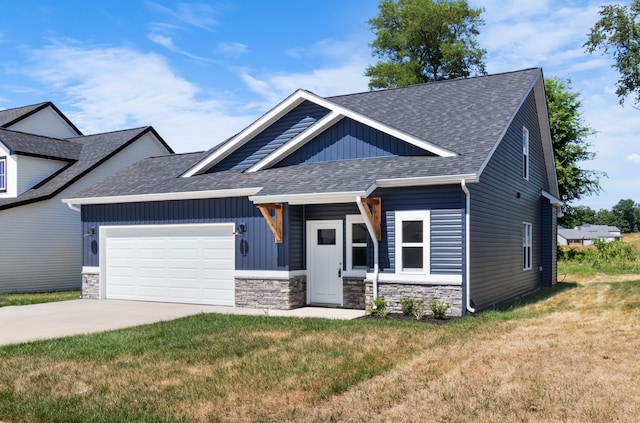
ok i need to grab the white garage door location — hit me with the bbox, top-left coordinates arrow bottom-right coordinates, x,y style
103,224 -> 235,306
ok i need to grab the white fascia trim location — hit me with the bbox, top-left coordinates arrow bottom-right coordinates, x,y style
181,90 -> 312,177
250,190 -> 366,205
247,110 -> 344,172
311,97 -> 457,158
62,187 -> 262,206
541,190 -> 563,207
367,273 -> 462,285
234,270 -> 307,279
366,174 -> 478,195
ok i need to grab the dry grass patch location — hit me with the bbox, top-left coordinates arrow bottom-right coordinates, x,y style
1,276 -> 639,422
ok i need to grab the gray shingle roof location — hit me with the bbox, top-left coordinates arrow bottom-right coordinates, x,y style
0,126 -> 168,210
559,224 -> 621,240
0,128 -> 82,161
68,68 -> 544,201
0,103 -> 48,127
0,102 -> 82,135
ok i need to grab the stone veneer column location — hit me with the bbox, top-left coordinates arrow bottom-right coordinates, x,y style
365,281 -> 463,317
81,269 -> 100,299
235,276 -> 306,310
342,278 -> 366,309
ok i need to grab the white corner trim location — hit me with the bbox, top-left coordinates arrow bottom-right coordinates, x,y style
82,266 -> 100,274
246,110 -> 345,172
62,187 -> 262,206
234,270 -> 307,280
250,191 -> 366,205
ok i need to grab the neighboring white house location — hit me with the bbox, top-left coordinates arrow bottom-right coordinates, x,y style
0,102 -> 173,293
558,224 -> 622,246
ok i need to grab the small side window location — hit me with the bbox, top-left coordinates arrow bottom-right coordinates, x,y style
523,222 -> 532,270
346,215 -> 368,271
0,157 -> 6,192
522,127 -> 529,180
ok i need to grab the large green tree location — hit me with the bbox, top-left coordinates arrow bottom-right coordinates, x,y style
584,0 -> 640,105
545,77 -> 603,209
365,0 -> 486,89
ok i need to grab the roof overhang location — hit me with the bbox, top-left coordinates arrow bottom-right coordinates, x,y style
62,187 -> 262,206
250,191 -> 367,205
181,89 -> 457,177
366,173 -> 478,196
542,190 -> 563,207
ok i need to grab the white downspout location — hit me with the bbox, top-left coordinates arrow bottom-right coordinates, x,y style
461,180 -> 475,313
65,202 -> 81,212
356,196 -> 379,300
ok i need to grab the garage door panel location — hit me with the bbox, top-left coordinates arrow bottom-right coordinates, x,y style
105,225 -> 235,306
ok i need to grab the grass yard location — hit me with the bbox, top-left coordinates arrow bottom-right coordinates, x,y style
0,290 -> 80,307
1,276 -> 639,422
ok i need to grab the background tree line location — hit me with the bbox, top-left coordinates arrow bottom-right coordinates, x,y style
366,0 -> 640,216
562,199 -> 640,233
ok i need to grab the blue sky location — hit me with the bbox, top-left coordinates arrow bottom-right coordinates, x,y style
0,0 -> 637,211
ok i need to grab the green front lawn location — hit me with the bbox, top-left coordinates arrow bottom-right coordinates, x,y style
0,290 -> 80,307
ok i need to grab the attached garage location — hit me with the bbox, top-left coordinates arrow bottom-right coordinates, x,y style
100,224 -> 235,306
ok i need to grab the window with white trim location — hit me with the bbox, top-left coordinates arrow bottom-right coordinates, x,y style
522,127 -> 530,180
0,157 -> 6,192
523,222 -> 532,270
346,215 -> 367,271
395,210 -> 430,273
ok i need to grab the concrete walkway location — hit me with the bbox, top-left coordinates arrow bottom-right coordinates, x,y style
0,300 -> 365,347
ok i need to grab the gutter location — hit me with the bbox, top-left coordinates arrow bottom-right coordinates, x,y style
66,202 -> 81,212
461,180 -> 475,313
356,196 -> 379,300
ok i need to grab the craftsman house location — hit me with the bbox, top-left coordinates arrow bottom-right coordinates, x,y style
63,68 -> 561,316
0,102 -> 173,293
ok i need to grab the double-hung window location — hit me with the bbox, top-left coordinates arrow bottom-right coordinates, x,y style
0,157 -> 6,192
522,127 -> 530,180
395,211 -> 430,273
523,222 -> 532,270
346,215 -> 367,272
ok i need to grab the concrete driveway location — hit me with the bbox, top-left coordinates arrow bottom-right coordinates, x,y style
0,300 -> 365,346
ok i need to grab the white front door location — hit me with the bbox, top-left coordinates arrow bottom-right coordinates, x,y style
307,220 -> 343,305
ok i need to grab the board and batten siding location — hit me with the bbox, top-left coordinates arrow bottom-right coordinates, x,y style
209,101 -> 329,172
374,186 -> 465,274
0,132 -> 170,293
467,89 -> 550,309
6,106 -> 79,138
82,198 -> 293,272
275,117 -> 434,167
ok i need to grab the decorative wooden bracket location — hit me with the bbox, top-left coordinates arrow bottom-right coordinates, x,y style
361,198 -> 381,240
257,203 -> 283,243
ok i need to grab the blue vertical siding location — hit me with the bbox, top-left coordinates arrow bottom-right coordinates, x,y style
468,89 -> 551,309
374,186 -> 465,273
274,117 -> 434,167
209,101 -> 329,171
288,205 -> 304,271
81,198 -> 292,271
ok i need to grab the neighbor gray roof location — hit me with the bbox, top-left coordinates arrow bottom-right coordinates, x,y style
0,126 -> 172,210
68,68 -> 545,201
558,224 -> 621,240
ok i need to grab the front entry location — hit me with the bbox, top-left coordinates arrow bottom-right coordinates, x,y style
307,220 -> 343,305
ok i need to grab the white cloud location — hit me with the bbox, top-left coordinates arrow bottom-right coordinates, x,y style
217,42 -> 248,58
627,154 -> 640,164
24,43 -> 254,152
146,2 -> 218,31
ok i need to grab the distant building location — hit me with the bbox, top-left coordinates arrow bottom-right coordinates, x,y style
558,224 -> 622,246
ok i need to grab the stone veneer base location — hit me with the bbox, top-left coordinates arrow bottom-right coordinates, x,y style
235,276 -> 306,310
81,271 -> 100,300
365,281 -> 463,317
343,278 -> 366,309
